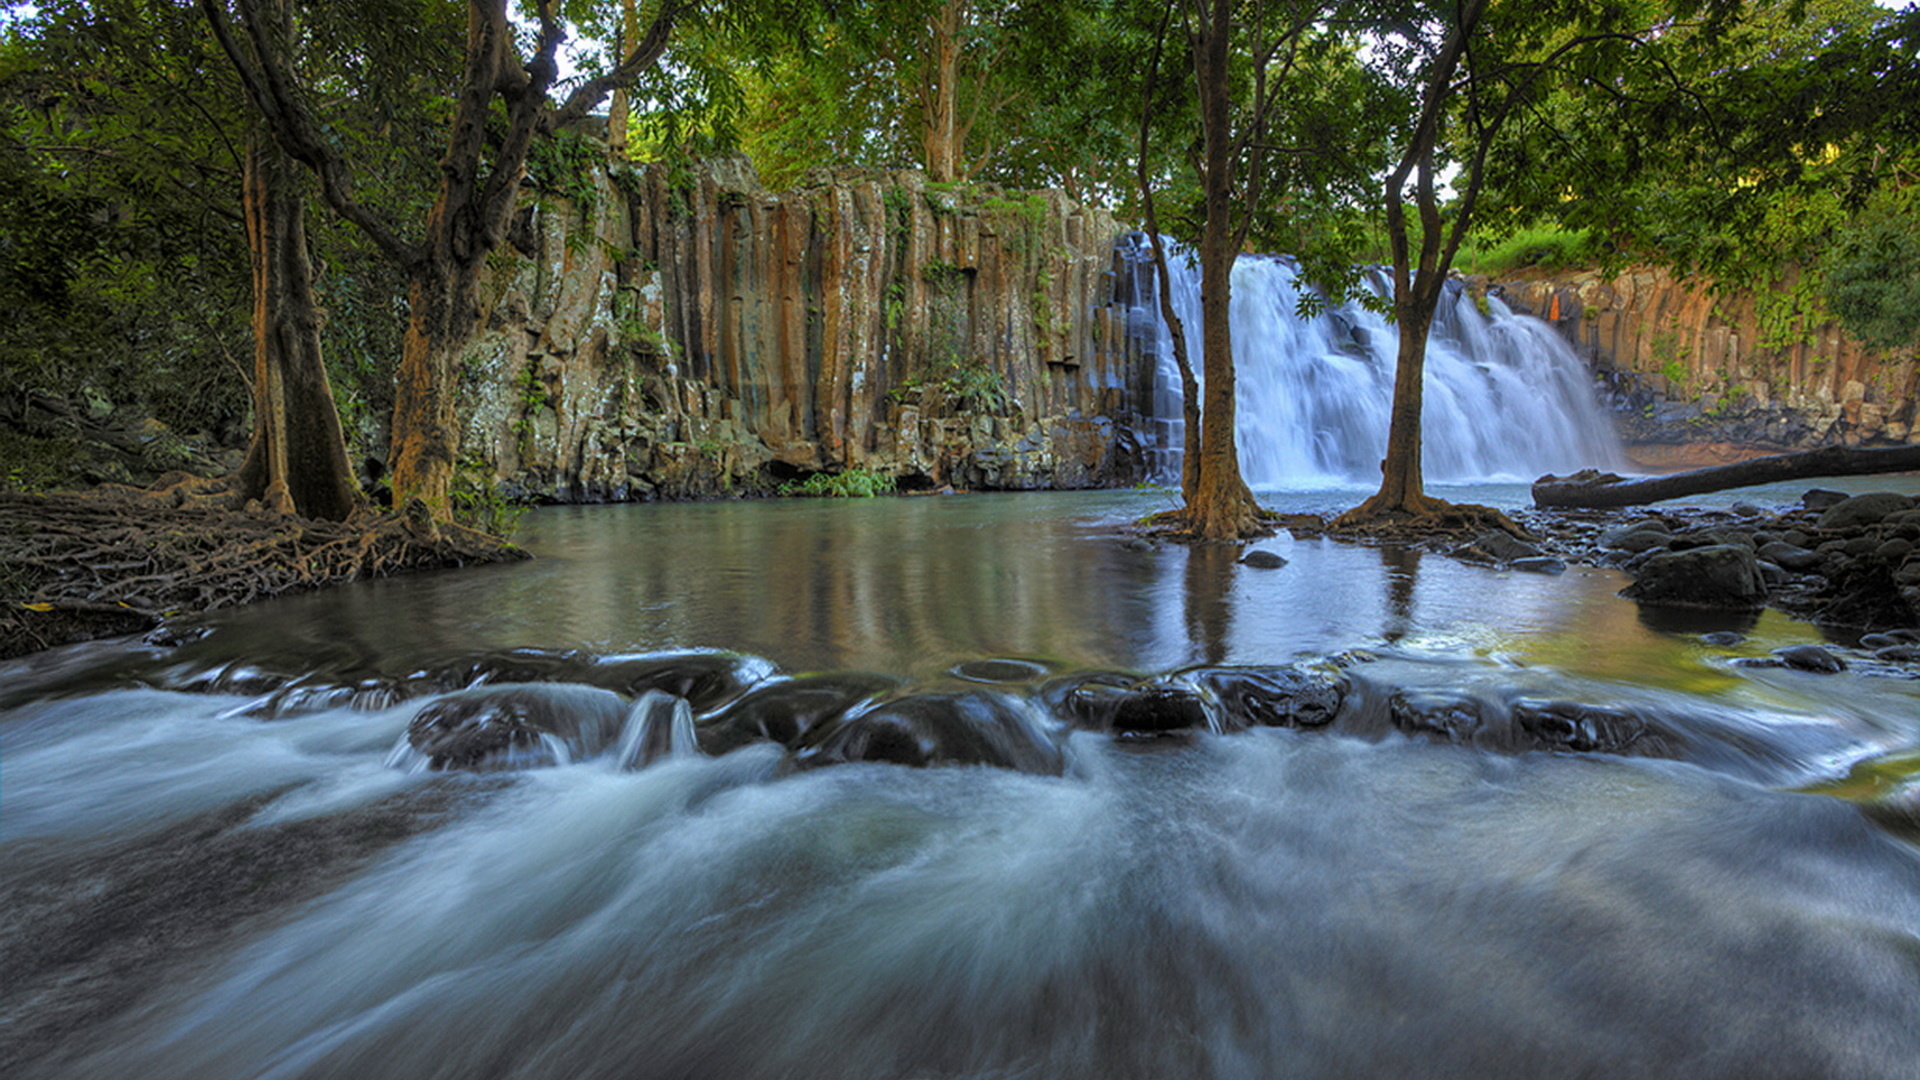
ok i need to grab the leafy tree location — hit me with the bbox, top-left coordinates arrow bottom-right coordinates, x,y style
2,0 -> 457,516
1825,181 -> 1920,349
1133,0 -> 1382,540
0,1 -> 253,452
1337,0 -> 1756,527
1485,0 -> 1920,353
198,0 -> 704,521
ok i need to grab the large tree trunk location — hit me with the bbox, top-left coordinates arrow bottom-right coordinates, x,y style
1356,292 -> 1445,514
608,0 -> 637,158
233,132 -> 359,521
389,255 -> 486,518
1533,444 -> 1920,508
1180,0 -> 1265,540
920,0 -> 966,183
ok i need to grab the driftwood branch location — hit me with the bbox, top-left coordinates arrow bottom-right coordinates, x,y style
1533,445 -> 1920,508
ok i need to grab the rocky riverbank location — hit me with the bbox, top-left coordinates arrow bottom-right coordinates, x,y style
1451,489 -> 1920,643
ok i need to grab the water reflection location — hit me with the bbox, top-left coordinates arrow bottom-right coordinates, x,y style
158,487 -> 1896,699
1380,544 -> 1422,644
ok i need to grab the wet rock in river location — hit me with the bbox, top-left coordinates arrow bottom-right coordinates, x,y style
789,690 -> 1065,774
1758,541 -> 1823,571
406,684 -> 630,770
1455,530 -> 1544,563
1511,556 -> 1568,574
1185,666 -> 1346,731
950,658 -> 1054,684
1389,690 -> 1482,743
1238,549 -> 1288,569
1802,488 -> 1850,511
698,672 -> 902,755
1775,644 -> 1847,673
1620,544 -> 1768,610
1597,521 -> 1673,553
1110,684 -> 1214,734
1509,699 -> 1648,754
1817,492 -> 1916,531
590,652 -> 772,713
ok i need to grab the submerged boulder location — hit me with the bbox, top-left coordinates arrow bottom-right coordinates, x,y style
789,690 -> 1065,775
699,672 -> 903,755
1389,690 -> 1482,743
1509,698 -> 1648,755
1185,666 -> 1346,731
405,683 -> 630,770
590,652 -> 772,713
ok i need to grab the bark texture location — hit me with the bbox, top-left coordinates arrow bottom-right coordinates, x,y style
1533,445 -> 1920,508
232,131 -> 358,520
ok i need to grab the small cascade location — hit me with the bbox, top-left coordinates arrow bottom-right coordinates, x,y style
1119,236 -> 1624,487
614,690 -> 701,770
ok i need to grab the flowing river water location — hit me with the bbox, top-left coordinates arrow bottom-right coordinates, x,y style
6,485 -> 1920,1079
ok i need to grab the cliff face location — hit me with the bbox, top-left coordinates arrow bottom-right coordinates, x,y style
1500,267 -> 1920,459
454,159 -> 1154,501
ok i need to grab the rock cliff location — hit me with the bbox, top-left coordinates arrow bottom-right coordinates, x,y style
453,158 -> 1155,501
1499,267 -> 1919,464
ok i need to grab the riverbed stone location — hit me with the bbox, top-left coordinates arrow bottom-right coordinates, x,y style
699,672 -> 902,754
1238,549 -> 1288,569
1803,488 -> 1851,511
1110,684 -> 1214,734
1758,541 -> 1823,571
1460,530 -> 1544,562
1512,556 -> 1568,574
1184,666 -> 1346,731
1774,644 -> 1847,673
789,690 -> 1065,774
1818,492 -> 1916,531
1509,698 -> 1647,754
1620,544 -> 1768,610
405,684 -> 630,770
1598,522 -> 1673,552
1389,690 -> 1481,743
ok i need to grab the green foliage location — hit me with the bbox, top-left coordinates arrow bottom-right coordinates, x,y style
1453,225 -> 1606,277
779,467 -> 897,498
0,429 -> 83,493
894,358 -> 1010,415
450,455 -> 529,538
1824,186 -> 1920,350
922,260 -> 967,291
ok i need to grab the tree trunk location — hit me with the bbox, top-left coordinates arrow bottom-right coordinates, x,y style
1181,0 -> 1265,540
920,0 -> 966,183
233,132 -> 359,521
1533,444 -> 1920,508
608,0 -> 637,158
1371,294 -> 1440,510
389,255 -> 485,518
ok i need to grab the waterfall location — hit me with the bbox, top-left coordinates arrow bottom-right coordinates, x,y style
1121,236 -> 1624,488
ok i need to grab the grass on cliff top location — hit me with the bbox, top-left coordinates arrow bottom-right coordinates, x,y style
1358,219 -> 1606,278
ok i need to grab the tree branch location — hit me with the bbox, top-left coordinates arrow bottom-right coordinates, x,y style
198,0 -> 421,268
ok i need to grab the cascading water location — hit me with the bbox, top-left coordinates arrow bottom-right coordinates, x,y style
1121,236 -> 1625,488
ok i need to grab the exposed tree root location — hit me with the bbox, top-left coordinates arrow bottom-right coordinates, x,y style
1,485 -> 525,659
1329,493 -> 1532,545
1135,505 -> 1286,543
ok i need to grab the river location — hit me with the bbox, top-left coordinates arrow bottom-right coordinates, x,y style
5,484 -> 1920,1079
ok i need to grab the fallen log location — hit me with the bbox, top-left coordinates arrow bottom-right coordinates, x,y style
1533,445 -> 1920,508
